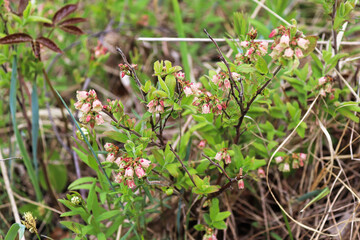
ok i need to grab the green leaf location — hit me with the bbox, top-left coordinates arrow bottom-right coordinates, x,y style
237,64 -> 255,73
68,177 -> 96,190
300,187 -> 330,212
210,198 -> 220,220
31,82 -> 39,179
27,16 -> 52,24
255,56 -> 268,74
165,74 -> 176,98
158,76 -> 170,97
23,1 -> 32,19
97,210 -> 121,222
5,223 -> 25,240
10,56 -> 42,200
215,211 -> 231,221
104,130 -> 129,143
302,36 -> 318,56
212,221 -> 227,230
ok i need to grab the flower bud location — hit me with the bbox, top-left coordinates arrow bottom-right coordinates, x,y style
283,48 -> 294,58
125,167 -> 134,177
74,101 -> 83,110
95,114 -> 104,125
92,99 -> 103,112
280,35 -> 290,46
76,91 -> 89,101
80,103 -> 92,113
214,152 -> 222,161
275,156 -> 283,163
104,143 -> 114,152
269,29 -> 278,38
224,154 -> 231,164
295,48 -> 303,58
238,179 -> 245,189
197,140 -> 206,149
139,158 -> 151,168
258,168 -> 265,178
283,162 -> 290,172
297,38 -> 309,49
202,104 -> 211,114
135,166 -> 146,178
115,173 -> 123,183
71,196 -> 82,205
106,153 -> 115,162
184,86 -> 193,97
126,179 -> 136,188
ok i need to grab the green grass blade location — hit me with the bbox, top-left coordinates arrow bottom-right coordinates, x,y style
31,82 -> 39,176
300,187 -> 330,212
9,55 -> 42,200
172,0 -> 191,79
281,209 -> 294,240
53,89 -> 115,191
4,223 -> 25,240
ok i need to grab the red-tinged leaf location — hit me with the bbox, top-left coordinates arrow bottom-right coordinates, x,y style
31,41 -> 41,59
58,17 -> 86,26
303,36 -> 318,56
0,33 -> 33,44
60,25 -> 84,35
43,23 -> 54,28
18,0 -> 29,15
52,4 -> 78,24
36,37 -> 63,53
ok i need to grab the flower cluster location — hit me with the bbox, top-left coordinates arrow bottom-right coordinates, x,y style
118,63 -> 138,78
104,143 -> 151,189
318,76 -> 334,99
147,98 -> 166,114
71,196 -> 82,205
203,228 -> 217,240
237,168 -> 244,189
235,39 -> 268,63
214,149 -> 231,164
197,139 -> 207,149
21,212 -> 38,234
269,25 -> 310,61
180,77 -> 227,115
211,72 -> 232,91
74,90 -> 104,128
94,40 -> 108,58
275,153 -> 306,172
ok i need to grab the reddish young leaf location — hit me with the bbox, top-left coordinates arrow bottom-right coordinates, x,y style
52,4 -> 78,24
18,0 -> 29,15
60,25 -> 84,35
43,23 -> 54,28
58,17 -> 86,26
31,41 -> 41,59
36,37 -> 63,53
0,33 -> 33,44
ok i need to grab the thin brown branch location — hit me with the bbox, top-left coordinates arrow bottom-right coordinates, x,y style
102,109 -> 162,148
169,144 -> 197,187
234,65 -> 282,144
203,29 -> 244,111
202,153 -> 231,181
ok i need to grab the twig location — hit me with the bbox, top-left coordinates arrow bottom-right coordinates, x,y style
115,47 -> 145,98
234,65 -> 282,144
102,109 -> 162,148
0,152 -> 25,240
206,178 -> 238,200
203,29 -> 243,110
12,191 -> 63,215
202,154 -> 231,181
169,144 -> 197,187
